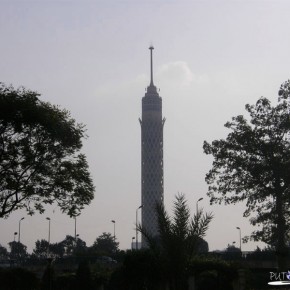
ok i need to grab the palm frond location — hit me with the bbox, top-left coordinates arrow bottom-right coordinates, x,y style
136,222 -> 158,251
172,193 -> 190,240
190,209 -> 214,238
156,201 -> 172,237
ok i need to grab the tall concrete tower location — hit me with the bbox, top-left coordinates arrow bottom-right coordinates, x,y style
139,46 -> 165,244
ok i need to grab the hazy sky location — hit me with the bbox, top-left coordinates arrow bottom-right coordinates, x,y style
1,0 -> 290,253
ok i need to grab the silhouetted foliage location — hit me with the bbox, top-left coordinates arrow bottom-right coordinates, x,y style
225,245 -> 241,253
245,246 -> 276,261
8,241 -> 28,260
196,236 -> 209,253
220,245 -> 242,261
119,249 -> 162,290
33,236 -> 87,260
204,80 -> 290,270
0,83 -> 94,218
33,239 -> 50,259
41,259 -> 55,290
189,258 -> 237,290
0,267 -> 38,290
74,237 -> 87,255
61,235 -> 87,256
138,193 -> 213,290
55,273 -> 76,290
0,243 -> 8,259
75,260 -> 92,290
50,242 -> 66,258
90,232 -> 119,256
106,266 -> 126,290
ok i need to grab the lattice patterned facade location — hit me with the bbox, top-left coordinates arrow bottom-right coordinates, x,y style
139,47 -> 165,245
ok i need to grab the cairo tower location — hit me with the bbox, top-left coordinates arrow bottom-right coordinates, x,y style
139,46 -> 165,246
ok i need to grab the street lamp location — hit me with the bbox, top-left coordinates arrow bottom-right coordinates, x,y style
46,217 -> 51,244
132,237 -> 135,250
46,217 -> 51,256
111,220 -> 116,241
14,232 -> 17,242
196,197 -> 203,213
18,217 -> 25,243
74,216 -> 77,245
236,227 -> 241,251
136,205 -> 143,250
13,232 -> 18,260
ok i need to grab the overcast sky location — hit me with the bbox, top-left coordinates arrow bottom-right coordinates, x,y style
1,0 -> 290,253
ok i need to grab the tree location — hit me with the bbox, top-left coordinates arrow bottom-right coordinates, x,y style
33,239 -> 50,259
91,232 -> 119,256
60,235 -> 75,256
203,80 -> 290,270
49,242 -> 65,258
0,244 -> 8,259
225,244 -> 241,253
74,236 -> 87,255
33,236 -> 87,259
223,244 -> 242,260
8,241 -> 28,260
138,193 -> 213,290
33,239 -> 66,259
60,235 -> 87,256
0,83 -> 94,217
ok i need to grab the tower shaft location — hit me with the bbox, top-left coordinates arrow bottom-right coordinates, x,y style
139,47 -> 165,244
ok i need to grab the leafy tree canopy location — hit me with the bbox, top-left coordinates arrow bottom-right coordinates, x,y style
60,235 -> 87,256
0,244 -> 8,259
225,244 -> 241,253
32,239 -> 50,259
203,80 -> 290,269
91,232 -> 119,256
0,83 -> 95,218
32,236 -> 87,259
8,241 -> 28,259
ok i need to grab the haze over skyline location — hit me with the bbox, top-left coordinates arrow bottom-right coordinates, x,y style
1,0 -> 290,253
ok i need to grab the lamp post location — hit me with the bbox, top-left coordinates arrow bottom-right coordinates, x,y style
75,234 -> 79,248
13,232 -> 18,260
132,237 -> 135,250
111,220 -> 116,241
196,197 -> 203,213
46,217 -> 51,244
46,217 -> 51,256
136,205 -> 143,250
18,217 -> 24,243
236,227 -> 241,251
74,216 -> 77,245
14,232 -> 17,242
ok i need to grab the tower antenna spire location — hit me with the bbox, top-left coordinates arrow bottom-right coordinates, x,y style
149,46 -> 154,86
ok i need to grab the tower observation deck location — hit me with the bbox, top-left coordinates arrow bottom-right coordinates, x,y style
139,46 -> 165,245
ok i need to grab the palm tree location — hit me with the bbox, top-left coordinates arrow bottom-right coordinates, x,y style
138,193 -> 213,290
